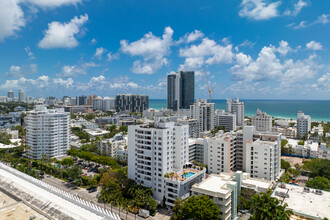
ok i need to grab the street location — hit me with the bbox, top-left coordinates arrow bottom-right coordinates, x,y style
42,175 -> 170,220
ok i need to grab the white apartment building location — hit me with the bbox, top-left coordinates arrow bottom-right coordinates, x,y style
98,137 -> 127,157
92,96 -> 103,110
25,105 -> 70,159
206,131 -> 236,174
114,145 -> 128,160
215,109 -> 236,131
252,108 -> 272,132
318,143 -> 330,159
297,111 -> 311,138
245,135 -> 281,181
177,118 -> 199,138
128,121 -> 205,207
188,138 -> 208,164
226,98 -> 244,126
190,99 -> 215,135
236,126 -> 281,181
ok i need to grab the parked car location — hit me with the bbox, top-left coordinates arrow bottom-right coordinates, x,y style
88,187 -> 97,193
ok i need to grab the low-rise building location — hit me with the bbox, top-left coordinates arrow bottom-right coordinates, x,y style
0,112 -> 22,128
318,143 -> 330,159
84,128 -> 109,137
272,183 -> 329,220
252,108 -> 272,132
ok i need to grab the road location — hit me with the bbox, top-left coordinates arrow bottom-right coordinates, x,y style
42,175 -> 170,220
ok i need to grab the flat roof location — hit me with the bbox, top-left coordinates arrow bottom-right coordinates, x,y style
193,175 -> 231,194
272,183 -> 330,219
242,178 -> 272,190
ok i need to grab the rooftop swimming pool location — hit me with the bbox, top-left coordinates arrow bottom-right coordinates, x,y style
182,172 -> 195,178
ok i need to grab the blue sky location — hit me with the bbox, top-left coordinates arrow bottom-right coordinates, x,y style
0,0 -> 329,100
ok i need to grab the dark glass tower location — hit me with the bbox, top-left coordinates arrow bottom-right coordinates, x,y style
167,71 -> 194,111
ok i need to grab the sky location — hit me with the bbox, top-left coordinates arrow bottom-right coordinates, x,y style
0,0 -> 329,100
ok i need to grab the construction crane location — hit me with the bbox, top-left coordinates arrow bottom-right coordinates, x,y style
203,69 -> 212,103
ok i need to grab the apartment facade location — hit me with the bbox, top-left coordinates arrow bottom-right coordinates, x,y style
226,98 -> 244,126
25,105 -> 70,159
115,94 -> 149,113
297,111 -> 311,138
252,108 -> 272,132
190,99 -> 215,135
215,109 -> 237,131
207,131 -> 236,174
128,122 -> 205,207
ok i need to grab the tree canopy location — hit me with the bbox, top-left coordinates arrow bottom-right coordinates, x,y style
306,176 -> 330,191
249,192 -> 293,220
303,159 -> 330,179
281,159 -> 291,171
171,195 -> 220,220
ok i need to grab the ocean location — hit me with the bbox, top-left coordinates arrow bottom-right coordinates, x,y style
149,99 -> 330,122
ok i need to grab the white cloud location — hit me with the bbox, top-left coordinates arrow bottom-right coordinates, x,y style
312,72 -> 330,92
90,38 -> 97,45
0,0 -> 25,42
231,46 -> 283,81
284,0 -> 308,16
5,64 -> 37,78
239,0 -> 281,21
306,41 -> 323,50
93,47 -> 106,59
24,46 -> 35,59
38,14 -> 88,49
120,26 -> 173,74
179,37 -> 234,70
178,30 -> 204,44
290,14 -> 329,29
53,77 -> 74,88
0,75 -> 49,90
57,62 -> 97,77
277,40 -> 291,55
106,52 -> 119,61
27,0 -> 82,8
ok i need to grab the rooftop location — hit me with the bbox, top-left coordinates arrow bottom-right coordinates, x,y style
272,183 -> 330,219
192,174 -> 232,195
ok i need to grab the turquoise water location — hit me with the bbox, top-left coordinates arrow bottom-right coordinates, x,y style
149,99 -> 330,122
182,172 -> 195,178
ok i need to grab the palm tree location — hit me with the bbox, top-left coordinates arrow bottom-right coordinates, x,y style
183,172 -> 188,179
250,192 -> 293,220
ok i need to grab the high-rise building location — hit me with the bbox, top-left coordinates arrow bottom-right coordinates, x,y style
227,98 -> 244,126
115,94 -> 149,113
18,90 -> 25,102
215,109 -> 237,131
206,131 -> 237,174
167,71 -> 194,111
297,111 -> 311,138
252,108 -> 272,132
77,95 -> 87,105
25,105 -> 70,159
92,96 -> 103,110
87,94 -> 97,105
190,99 -> 215,135
235,126 -> 281,181
128,121 -> 205,207
7,90 -> 14,99
102,97 -> 115,112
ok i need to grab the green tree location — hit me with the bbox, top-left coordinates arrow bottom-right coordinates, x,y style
171,195 -> 220,220
303,159 -> 330,179
306,176 -> 330,191
61,157 -> 74,166
249,192 -> 293,220
281,159 -> 291,171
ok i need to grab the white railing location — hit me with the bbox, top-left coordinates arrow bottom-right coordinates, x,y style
0,162 -> 120,220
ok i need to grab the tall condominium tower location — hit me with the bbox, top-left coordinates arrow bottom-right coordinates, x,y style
297,111 -> 311,138
77,95 -> 87,105
25,105 -> 70,159
190,99 -> 215,135
167,71 -> 194,111
227,98 -> 245,126
18,90 -> 25,102
7,90 -> 14,99
252,108 -> 272,132
115,94 -> 149,113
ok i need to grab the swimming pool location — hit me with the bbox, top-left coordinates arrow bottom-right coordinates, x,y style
182,172 -> 195,178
